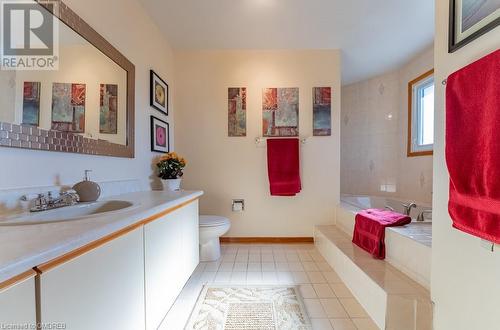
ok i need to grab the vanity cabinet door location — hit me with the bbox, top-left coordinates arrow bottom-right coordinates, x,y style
39,228 -> 145,330
144,200 -> 199,330
182,201 -> 200,279
0,275 -> 36,326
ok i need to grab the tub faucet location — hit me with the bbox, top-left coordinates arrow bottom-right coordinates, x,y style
417,210 -> 432,222
402,202 -> 417,216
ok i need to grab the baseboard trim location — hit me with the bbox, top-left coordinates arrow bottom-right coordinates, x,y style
220,237 -> 314,244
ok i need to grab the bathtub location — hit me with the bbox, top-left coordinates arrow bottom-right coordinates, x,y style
340,194 -> 432,222
336,194 -> 432,289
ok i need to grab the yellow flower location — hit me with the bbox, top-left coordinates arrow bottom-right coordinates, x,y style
156,152 -> 187,167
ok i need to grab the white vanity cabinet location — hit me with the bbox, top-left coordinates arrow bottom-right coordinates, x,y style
0,273 -> 37,326
144,200 -> 199,330
1,197 -> 201,330
39,228 -> 145,330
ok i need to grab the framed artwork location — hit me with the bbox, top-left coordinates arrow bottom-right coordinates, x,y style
313,87 -> 332,136
151,116 -> 169,153
228,87 -> 247,137
150,70 -> 168,115
449,0 -> 500,52
262,87 -> 299,137
51,83 -> 86,133
100,84 -> 118,134
22,82 -> 41,126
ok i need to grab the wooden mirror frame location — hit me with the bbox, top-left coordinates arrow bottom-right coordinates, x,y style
0,0 -> 135,158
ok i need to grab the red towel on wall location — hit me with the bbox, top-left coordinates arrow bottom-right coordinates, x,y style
446,49 -> 500,243
352,209 -> 411,259
267,138 -> 302,196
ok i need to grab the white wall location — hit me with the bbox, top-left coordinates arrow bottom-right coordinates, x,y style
341,47 -> 434,204
432,1 -> 500,329
0,71 -> 15,123
174,50 -> 341,237
0,0 -> 174,191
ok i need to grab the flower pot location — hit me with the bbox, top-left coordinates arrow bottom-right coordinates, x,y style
162,178 -> 182,191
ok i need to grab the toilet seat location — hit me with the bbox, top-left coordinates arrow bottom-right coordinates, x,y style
199,215 -> 230,227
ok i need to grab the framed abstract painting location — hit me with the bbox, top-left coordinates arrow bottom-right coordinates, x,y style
151,116 -> 169,153
150,70 -> 169,115
228,87 -> 247,137
51,83 -> 86,133
262,87 -> 299,137
22,82 -> 41,126
449,0 -> 500,52
313,87 -> 332,136
100,84 -> 118,134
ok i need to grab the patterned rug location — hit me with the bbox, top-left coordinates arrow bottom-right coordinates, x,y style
185,286 -> 312,330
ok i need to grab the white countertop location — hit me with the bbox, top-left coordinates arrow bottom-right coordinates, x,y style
0,190 -> 203,284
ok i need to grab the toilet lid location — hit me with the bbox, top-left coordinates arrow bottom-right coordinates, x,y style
199,215 -> 230,227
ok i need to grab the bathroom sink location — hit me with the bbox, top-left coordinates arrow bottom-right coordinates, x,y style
0,200 -> 138,226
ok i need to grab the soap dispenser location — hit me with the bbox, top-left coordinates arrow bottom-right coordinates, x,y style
73,170 -> 101,202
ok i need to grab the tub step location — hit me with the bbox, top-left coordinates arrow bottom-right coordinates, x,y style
314,225 -> 432,330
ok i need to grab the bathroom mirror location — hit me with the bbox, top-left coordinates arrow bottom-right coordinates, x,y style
0,0 -> 135,158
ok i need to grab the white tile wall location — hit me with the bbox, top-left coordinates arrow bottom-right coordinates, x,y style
341,48 -> 434,204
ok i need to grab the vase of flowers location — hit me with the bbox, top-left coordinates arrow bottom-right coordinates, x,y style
156,152 -> 187,191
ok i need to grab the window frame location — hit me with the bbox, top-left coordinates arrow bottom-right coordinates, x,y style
407,69 -> 435,157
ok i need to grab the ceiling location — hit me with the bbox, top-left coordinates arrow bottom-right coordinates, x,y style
138,0 -> 434,85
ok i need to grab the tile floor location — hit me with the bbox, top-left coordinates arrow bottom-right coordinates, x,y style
159,243 -> 379,330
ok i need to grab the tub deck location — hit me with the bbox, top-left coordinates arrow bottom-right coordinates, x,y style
389,222 -> 432,247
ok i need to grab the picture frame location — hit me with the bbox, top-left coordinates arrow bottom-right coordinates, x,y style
150,116 -> 170,153
150,70 -> 169,115
262,87 -> 299,137
449,0 -> 500,53
313,87 -> 332,136
228,87 -> 247,137
22,82 -> 41,126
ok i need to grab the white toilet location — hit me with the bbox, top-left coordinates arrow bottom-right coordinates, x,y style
199,215 -> 231,262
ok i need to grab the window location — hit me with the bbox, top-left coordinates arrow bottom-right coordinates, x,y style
408,69 -> 434,157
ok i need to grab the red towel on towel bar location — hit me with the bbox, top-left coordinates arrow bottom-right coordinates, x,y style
267,138 -> 302,196
352,209 -> 411,259
446,49 -> 500,243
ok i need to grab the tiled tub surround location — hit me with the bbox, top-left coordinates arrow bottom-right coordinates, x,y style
0,189 -> 203,284
340,47 -> 434,204
337,195 -> 432,289
314,226 -> 432,330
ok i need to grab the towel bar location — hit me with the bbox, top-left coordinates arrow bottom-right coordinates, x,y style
255,137 -> 308,145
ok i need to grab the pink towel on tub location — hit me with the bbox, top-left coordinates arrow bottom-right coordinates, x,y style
352,209 -> 412,259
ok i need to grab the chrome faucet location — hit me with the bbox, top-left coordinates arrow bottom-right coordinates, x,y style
417,210 -> 432,222
22,190 -> 80,212
402,202 -> 417,216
